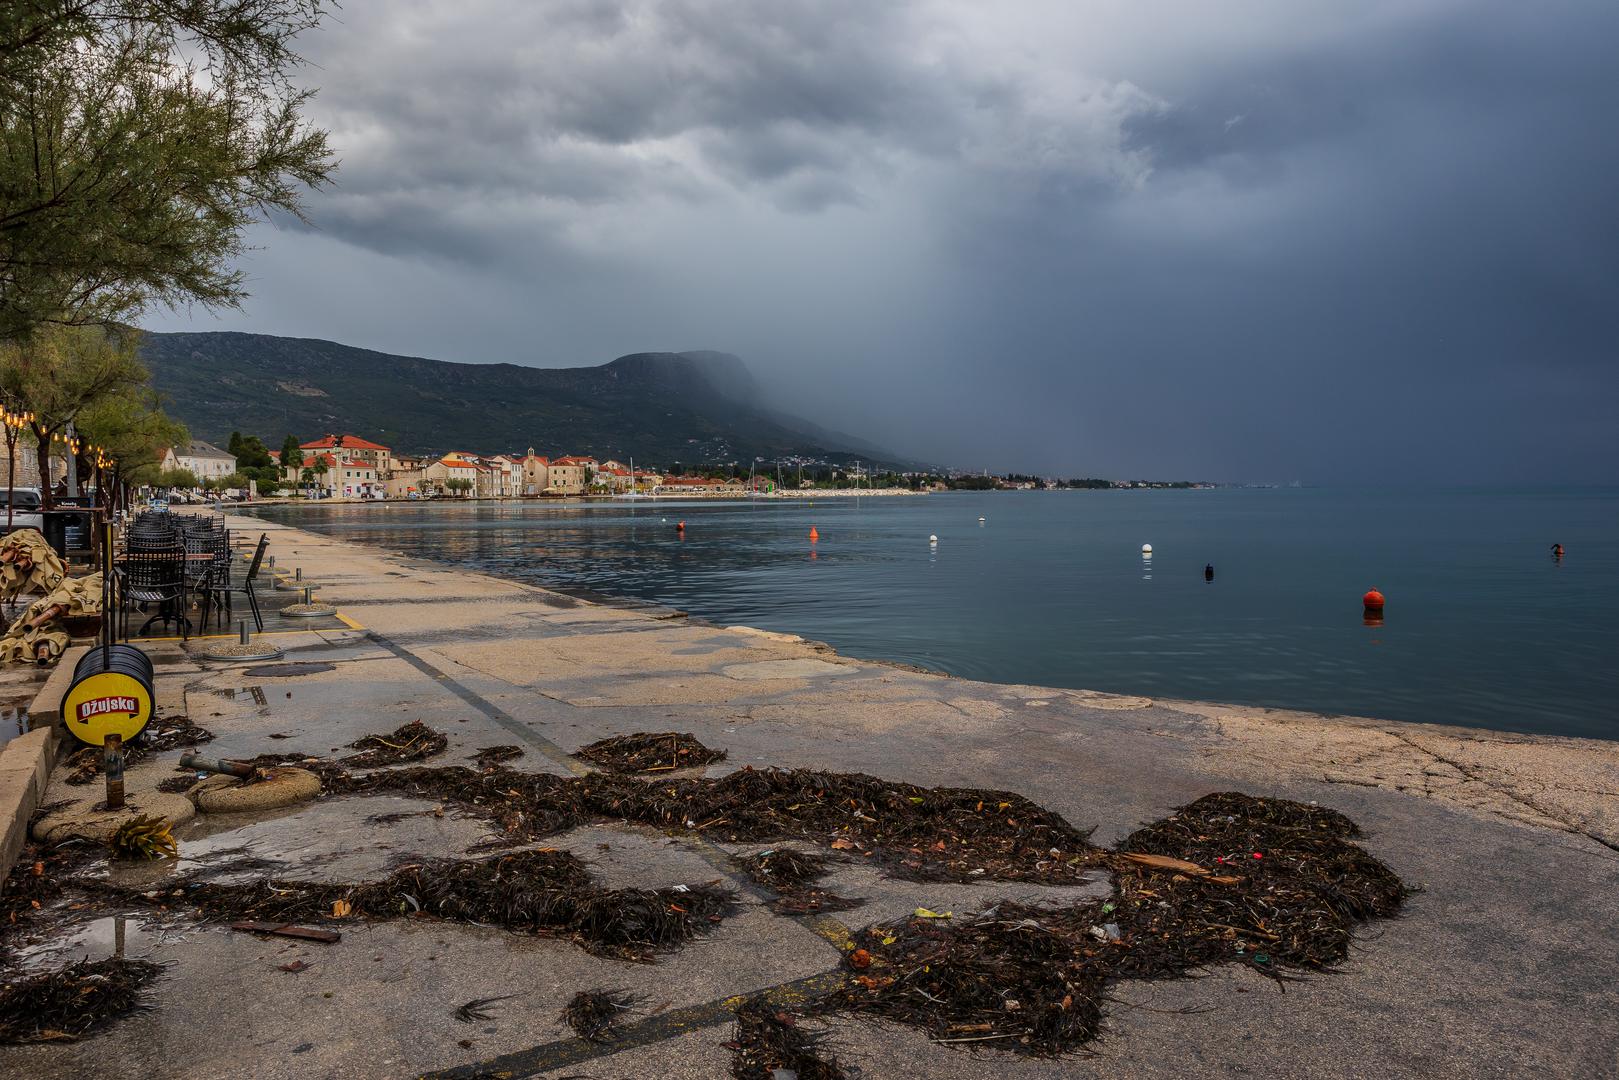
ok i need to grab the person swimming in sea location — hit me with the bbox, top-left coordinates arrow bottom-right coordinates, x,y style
1551,543 -> 1564,559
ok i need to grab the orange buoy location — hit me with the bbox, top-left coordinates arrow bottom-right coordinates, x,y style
809,526 -> 819,541
676,520 -> 686,532
1362,588 -> 1385,610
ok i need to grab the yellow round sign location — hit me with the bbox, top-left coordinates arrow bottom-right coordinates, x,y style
63,671 -> 152,746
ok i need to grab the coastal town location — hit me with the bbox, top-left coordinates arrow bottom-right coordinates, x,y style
151,432 -> 1212,501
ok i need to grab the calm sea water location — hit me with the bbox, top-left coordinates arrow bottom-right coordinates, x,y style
249,488 -> 1619,740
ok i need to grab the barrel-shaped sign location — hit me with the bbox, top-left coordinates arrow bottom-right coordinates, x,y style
65,645 -> 154,746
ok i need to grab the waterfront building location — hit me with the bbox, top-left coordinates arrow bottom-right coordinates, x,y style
300,434 -> 393,476
161,440 -> 237,480
520,450 -> 549,495
423,455 -> 479,495
547,456 -> 592,495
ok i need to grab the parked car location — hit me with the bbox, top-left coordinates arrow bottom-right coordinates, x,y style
0,487 -> 43,534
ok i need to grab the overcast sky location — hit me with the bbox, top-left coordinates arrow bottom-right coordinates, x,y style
145,0 -> 1618,481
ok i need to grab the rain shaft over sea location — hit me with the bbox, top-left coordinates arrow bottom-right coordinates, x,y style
252,487 -> 1619,740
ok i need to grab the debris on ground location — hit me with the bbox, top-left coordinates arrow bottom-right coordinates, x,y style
0,842 -> 91,938
339,721 -> 448,769
1105,791 -> 1409,979
728,999 -> 850,1079
455,995 -> 515,1022
339,763 -> 1102,885
825,901 -> 1106,1055
819,791 -> 1409,1056
0,958 -> 160,1043
740,849 -> 864,916
63,715 -> 215,785
472,745 -> 524,769
107,815 -> 179,861
561,988 -> 639,1042
85,849 -> 738,961
230,922 -> 341,944
574,731 -> 727,774
156,776 -> 198,794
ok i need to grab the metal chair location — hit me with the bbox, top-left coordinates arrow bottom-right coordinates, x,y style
118,543 -> 189,639
215,533 -> 269,632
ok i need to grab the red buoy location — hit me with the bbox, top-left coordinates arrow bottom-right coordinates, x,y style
809,526 -> 819,541
1362,588 -> 1385,610
676,521 -> 686,532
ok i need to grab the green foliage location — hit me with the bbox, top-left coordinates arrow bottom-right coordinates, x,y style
75,387 -> 187,485
0,2 -> 334,343
233,435 -> 272,468
138,334 -> 906,468
240,463 -> 280,491
279,433 -> 302,471
157,467 -> 196,488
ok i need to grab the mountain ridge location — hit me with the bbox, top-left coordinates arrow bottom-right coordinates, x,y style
137,330 -> 906,467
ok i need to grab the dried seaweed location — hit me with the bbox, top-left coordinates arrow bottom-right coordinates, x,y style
83,849 -> 737,961
729,999 -> 850,1079
574,732 -> 726,774
825,902 -> 1107,1055
740,849 -> 864,916
0,958 -> 160,1043
340,720 -> 448,768
561,988 -> 639,1042
472,745 -> 524,769
62,714 -> 214,785
336,764 -> 1103,885
818,791 -> 1409,1056
455,995 -> 515,1022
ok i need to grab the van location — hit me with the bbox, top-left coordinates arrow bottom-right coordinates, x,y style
0,487 -> 43,534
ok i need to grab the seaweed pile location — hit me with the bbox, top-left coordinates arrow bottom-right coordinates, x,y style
561,988 -> 639,1042
574,731 -> 727,774
339,764 -> 1103,885
91,849 -> 736,961
0,958 -> 160,1043
339,720 -> 447,768
1105,791 -> 1408,978
472,744 -> 524,769
813,792 -> 1410,1056
63,714 -> 214,785
728,1000 -> 850,1080
739,849 -> 863,916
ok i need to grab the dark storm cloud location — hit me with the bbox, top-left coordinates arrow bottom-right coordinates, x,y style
151,0 -> 1619,482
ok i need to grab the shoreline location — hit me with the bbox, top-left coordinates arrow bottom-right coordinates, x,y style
9,511 -> 1615,1078
239,501 -> 1610,746
229,512 -> 1619,850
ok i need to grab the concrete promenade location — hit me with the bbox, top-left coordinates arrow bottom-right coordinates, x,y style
5,513 -> 1617,1078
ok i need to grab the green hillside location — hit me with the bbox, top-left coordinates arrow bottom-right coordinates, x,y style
138,332 -> 898,466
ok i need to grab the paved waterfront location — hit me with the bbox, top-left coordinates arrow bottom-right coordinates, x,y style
6,515 -> 1618,1078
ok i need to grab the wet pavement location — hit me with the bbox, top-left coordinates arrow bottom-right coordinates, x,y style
1,514 -> 1616,1079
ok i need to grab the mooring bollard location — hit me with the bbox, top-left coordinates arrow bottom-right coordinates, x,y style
104,734 -> 125,809
294,567 -> 303,582
239,620 -> 251,646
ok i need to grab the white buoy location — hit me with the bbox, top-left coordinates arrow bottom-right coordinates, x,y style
929,534 -> 939,544
978,516 -> 986,523
1141,543 -> 1153,555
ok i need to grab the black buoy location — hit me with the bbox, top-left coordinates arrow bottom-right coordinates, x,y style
1204,563 -> 1215,582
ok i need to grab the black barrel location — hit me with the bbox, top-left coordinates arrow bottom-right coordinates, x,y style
74,643 -> 154,686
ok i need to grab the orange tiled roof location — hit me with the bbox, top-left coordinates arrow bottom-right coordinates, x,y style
301,433 -> 391,452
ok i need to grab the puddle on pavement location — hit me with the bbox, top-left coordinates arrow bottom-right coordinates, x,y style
0,702 -> 30,747
83,795 -> 504,891
203,686 -> 269,706
10,914 -> 199,972
245,662 -> 336,678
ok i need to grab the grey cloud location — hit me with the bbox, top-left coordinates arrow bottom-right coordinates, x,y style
148,0 -> 1619,483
